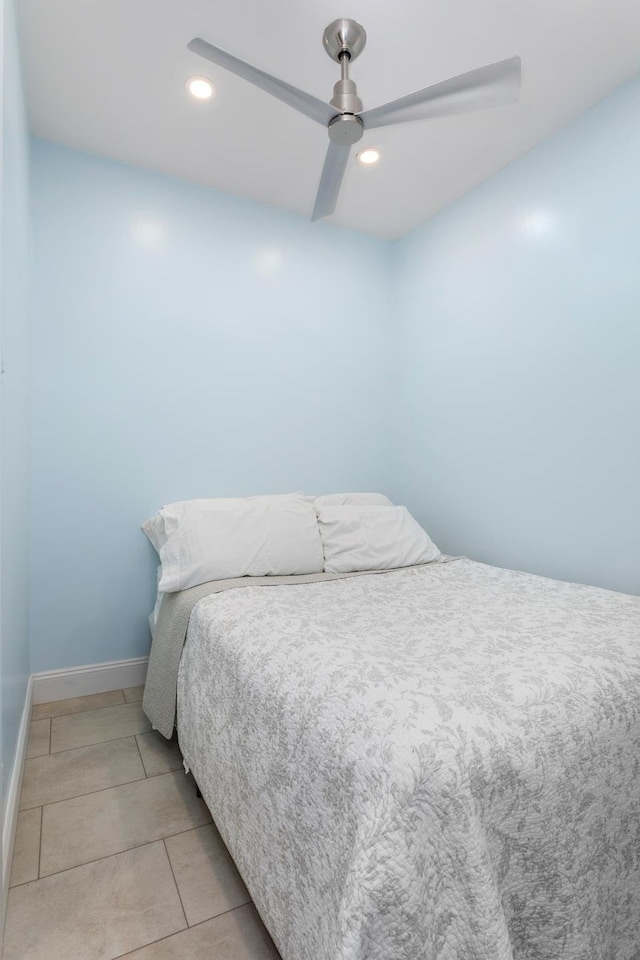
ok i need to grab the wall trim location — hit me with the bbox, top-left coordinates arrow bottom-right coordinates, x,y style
3,675 -> 34,932
32,656 -> 149,705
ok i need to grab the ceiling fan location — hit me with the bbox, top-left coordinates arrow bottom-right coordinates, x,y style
188,20 -> 521,222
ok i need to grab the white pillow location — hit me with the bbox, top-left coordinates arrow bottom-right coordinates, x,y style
142,514 -> 168,553
314,492 -> 393,507
316,505 -> 440,574
152,498 -> 324,592
142,492 -> 305,554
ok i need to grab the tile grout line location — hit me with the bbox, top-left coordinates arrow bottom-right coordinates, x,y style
34,698 -> 126,722
28,818 -> 213,886
123,694 -> 144,705
9,817 -> 211,890
19,761 -> 183,814
37,804 -> 44,880
24,731 -> 147,763
28,839 -> 170,887
162,837 -> 190,929
49,728 -> 152,757
133,732 -> 149,778
19,821 -> 212,884
48,699 -> 146,750
32,689 -> 129,721
24,767 -> 175,814
112,901 -> 259,960
19,772 -> 148,813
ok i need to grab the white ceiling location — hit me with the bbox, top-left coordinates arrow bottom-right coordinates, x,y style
18,0 -> 640,239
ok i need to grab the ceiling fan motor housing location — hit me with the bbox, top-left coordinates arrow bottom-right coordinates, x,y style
328,113 -> 364,144
330,78 -> 363,115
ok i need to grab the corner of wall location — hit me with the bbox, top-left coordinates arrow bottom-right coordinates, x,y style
1,0 -> 34,919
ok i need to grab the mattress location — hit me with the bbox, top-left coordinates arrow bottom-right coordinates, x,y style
176,558 -> 640,960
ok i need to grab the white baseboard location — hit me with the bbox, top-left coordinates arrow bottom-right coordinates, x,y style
3,675 -> 34,931
32,656 -> 148,705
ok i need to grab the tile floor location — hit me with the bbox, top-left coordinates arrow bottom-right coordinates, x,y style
4,689 -> 281,960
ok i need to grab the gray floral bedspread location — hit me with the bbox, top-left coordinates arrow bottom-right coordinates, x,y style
176,559 -> 640,960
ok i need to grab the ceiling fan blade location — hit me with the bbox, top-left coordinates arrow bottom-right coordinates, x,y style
188,38 -> 336,127
311,141 -> 351,222
360,56 -> 521,130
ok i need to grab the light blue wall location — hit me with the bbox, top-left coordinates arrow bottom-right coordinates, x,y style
1,0 -> 31,807
30,141 -> 393,672
393,76 -> 640,595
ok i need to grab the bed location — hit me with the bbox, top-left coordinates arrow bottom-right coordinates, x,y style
144,557 -> 640,960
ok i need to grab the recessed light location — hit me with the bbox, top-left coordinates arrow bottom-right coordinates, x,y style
357,148 -> 381,165
186,76 -> 214,100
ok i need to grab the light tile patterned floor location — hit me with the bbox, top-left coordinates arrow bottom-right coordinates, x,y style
4,690 -> 281,960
